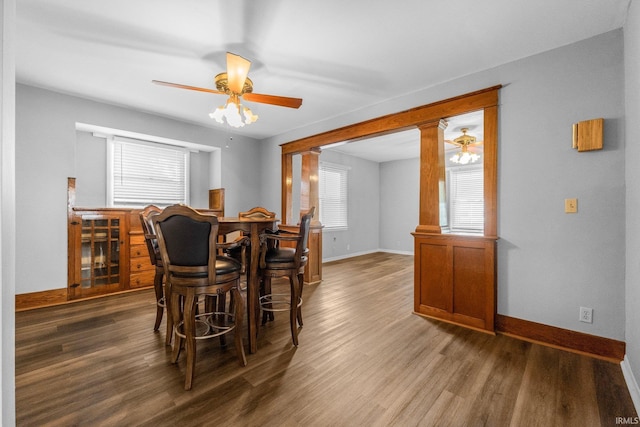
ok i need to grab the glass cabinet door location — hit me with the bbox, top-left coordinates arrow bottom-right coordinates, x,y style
70,212 -> 125,299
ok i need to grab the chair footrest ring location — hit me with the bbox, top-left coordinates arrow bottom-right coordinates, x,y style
174,311 -> 236,340
259,293 -> 303,312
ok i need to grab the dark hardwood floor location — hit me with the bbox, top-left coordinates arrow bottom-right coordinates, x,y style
16,253 -> 637,426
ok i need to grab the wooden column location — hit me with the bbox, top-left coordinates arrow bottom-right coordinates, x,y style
282,152 -> 293,224
299,149 -> 322,284
415,119 -> 447,234
299,149 -> 321,223
483,105 -> 498,238
280,149 -> 323,285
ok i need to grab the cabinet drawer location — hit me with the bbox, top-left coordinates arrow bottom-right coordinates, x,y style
130,270 -> 156,289
130,257 -> 153,273
130,234 -> 147,247
130,243 -> 150,259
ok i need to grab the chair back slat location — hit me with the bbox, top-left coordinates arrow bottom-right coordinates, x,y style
296,207 -> 315,266
139,205 -> 162,266
239,206 -> 276,219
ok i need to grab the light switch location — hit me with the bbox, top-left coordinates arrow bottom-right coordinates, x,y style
565,198 -> 578,213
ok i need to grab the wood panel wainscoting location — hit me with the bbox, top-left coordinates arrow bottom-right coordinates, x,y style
413,233 -> 496,333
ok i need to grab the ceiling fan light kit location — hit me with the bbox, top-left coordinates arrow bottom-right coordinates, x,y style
450,148 -> 480,165
153,52 -> 302,129
209,94 -> 259,128
448,128 -> 481,165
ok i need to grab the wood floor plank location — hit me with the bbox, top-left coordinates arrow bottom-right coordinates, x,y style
15,252 -> 637,426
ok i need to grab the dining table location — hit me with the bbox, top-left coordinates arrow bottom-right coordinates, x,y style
217,216 -> 279,354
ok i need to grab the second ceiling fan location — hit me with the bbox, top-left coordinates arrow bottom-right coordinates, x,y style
153,52 -> 303,128
446,128 -> 482,165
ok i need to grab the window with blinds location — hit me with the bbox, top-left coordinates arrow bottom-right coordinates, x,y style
448,166 -> 484,233
107,137 -> 189,207
319,162 -> 348,230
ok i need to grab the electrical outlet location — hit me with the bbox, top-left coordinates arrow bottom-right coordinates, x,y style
579,306 -> 593,323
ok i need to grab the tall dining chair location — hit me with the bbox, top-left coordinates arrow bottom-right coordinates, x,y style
153,204 -> 247,390
139,205 -> 171,344
258,207 -> 314,346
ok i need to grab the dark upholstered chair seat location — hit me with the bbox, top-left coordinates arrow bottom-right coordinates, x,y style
216,256 -> 242,275
264,247 -> 308,268
171,257 -> 241,278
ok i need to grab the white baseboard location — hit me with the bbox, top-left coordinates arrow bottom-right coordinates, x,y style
379,249 -> 414,256
323,249 -> 378,263
621,356 -> 640,414
323,249 -> 413,263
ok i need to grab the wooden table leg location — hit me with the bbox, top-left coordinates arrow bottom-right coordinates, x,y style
247,224 -> 260,353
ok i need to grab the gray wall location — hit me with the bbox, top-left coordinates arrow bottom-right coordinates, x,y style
319,150 -> 380,261
261,30 -> 626,342
625,0 -> 640,399
379,158 -> 419,253
15,84 -> 263,294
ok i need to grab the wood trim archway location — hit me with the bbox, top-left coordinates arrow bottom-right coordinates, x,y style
280,85 -> 500,234
280,86 -> 501,332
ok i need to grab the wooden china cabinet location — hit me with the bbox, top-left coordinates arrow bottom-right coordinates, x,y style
67,178 -> 154,300
67,179 -> 228,301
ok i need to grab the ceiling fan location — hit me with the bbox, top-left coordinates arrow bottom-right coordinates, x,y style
152,52 -> 303,128
445,128 -> 483,165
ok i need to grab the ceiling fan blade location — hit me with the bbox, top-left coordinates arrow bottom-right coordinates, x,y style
152,80 -> 226,96
243,92 -> 303,109
226,52 -> 251,94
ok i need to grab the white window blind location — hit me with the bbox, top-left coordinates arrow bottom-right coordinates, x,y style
108,137 -> 189,207
448,166 -> 484,233
319,162 -> 348,229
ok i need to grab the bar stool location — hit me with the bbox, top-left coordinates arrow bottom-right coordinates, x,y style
258,207 -> 314,346
153,204 -> 247,390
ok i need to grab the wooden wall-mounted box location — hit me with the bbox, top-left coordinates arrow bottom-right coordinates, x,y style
572,118 -> 603,152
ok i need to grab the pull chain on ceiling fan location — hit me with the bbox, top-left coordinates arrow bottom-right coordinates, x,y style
152,52 -> 303,128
